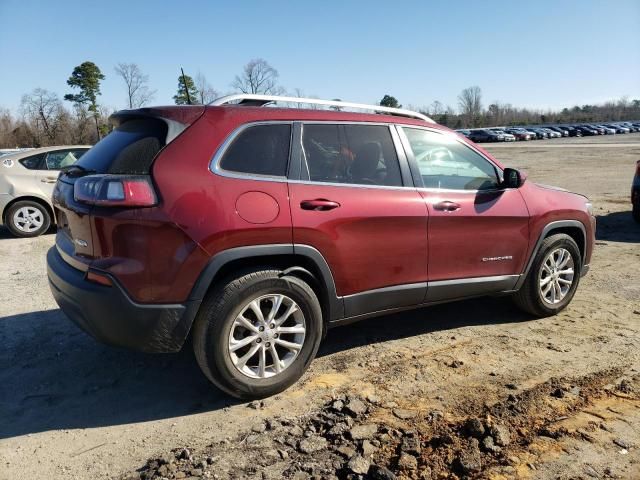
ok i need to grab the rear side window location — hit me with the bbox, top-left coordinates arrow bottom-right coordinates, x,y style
45,149 -> 87,170
301,124 -> 403,187
219,124 -> 291,177
75,119 -> 167,174
19,153 -> 46,170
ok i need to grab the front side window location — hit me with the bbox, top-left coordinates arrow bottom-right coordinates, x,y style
402,127 -> 500,191
219,124 -> 291,177
301,124 -> 402,187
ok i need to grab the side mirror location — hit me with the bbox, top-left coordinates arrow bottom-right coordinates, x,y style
502,168 -> 525,188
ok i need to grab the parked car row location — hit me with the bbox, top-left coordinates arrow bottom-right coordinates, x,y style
457,121 -> 640,142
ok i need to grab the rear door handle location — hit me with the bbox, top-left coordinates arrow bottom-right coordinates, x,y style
432,200 -> 461,212
41,177 -> 58,184
300,199 -> 341,211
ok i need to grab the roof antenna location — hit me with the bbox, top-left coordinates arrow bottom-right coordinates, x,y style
180,67 -> 192,105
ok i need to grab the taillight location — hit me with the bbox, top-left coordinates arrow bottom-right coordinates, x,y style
74,174 -> 157,207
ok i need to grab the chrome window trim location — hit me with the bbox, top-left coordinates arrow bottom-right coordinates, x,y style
209,121 -> 294,183
397,125 -> 506,192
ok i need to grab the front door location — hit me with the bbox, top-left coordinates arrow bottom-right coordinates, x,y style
289,123 -> 428,317
398,126 -> 530,302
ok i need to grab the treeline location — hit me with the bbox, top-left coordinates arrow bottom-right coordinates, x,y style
399,87 -> 640,129
1,59 -> 638,148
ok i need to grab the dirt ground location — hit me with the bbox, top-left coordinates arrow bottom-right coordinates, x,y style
0,134 -> 638,480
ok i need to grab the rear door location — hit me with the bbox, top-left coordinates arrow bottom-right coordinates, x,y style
398,126 -> 530,302
289,123 -> 428,318
40,149 -> 87,197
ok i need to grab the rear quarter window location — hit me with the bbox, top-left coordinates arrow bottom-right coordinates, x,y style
219,124 -> 291,177
19,153 -> 46,170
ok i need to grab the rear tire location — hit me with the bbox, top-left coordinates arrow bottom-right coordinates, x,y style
5,200 -> 51,238
513,234 -> 581,317
192,269 -> 323,399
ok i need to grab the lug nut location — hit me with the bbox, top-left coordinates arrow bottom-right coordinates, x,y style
270,323 -> 275,329
274,333 -> 279,339
259,326 -> 265,332
265,342 -> 271,348
256,338 -> 262,343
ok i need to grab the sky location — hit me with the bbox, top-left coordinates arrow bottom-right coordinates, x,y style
0,0 -> 639,114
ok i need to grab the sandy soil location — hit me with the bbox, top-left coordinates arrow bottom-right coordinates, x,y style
0,134 -> 638,479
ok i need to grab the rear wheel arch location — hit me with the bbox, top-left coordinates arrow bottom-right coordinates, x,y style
189,245 -> 343,328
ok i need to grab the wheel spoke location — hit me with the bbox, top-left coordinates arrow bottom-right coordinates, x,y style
276,326 -> 306,334
275,303 -> 298,327
258,346 -> 266,378
269,344 -> 283,374
236,315 -> 259,333
236,343 -> 261,368
275,338 -> 302,351
248,300 -> 265,323
229,334 -> 258,352
557,277 -> 572,285
266,295 -> 284,322
540,275 -> 553,287
558,268 -> 574,276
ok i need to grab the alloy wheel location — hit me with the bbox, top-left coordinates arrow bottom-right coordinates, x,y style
228,294 -> 306,379
538,247 -> 575,304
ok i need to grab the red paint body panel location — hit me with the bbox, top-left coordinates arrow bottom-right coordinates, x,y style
420,188 -> 530,281
289,183 -> 428,296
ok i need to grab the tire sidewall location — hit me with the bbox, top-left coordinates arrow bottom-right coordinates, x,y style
6,200 -> 51,238
531,235 -> 582,315
201,273 -> 322,398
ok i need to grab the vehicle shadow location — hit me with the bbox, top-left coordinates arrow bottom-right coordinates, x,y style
0,225 -> 56,240
595,211 -> 639,243
0,297 -> 531,439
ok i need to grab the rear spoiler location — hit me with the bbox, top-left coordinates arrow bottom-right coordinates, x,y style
110,105 -> 206,144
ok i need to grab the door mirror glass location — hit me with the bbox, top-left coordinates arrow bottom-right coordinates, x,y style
502,168 -> 523,188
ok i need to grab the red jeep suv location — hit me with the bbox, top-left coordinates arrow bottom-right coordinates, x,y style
47,95 -> 595,399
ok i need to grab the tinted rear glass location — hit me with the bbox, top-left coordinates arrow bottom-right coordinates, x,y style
220,124 -> 291,177
75,119 -> 167,174
19,153 -> 46,170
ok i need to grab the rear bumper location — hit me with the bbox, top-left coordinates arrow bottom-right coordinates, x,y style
47,247 -> 199,353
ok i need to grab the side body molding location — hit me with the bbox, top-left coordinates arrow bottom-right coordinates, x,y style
514,219 -> 586,290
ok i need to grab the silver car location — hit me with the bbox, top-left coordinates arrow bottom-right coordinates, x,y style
0,146 -> 90,237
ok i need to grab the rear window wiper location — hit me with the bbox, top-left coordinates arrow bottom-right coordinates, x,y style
61,165 -> 96,177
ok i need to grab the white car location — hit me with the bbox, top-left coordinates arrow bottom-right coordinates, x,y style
1,145 -> 90,237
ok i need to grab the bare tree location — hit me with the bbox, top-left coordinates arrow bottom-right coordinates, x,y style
194,72 -> 219,104
428,100 -> 444,117
20,88 -> 64,145
114,63 -> 155,109
232,58 -> 282,95
458,86 -> 483,127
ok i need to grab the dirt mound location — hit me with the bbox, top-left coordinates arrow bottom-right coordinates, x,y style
121,369 -> 638,479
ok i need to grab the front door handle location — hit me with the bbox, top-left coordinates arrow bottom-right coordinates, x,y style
300,199 -> 341,211
433,200 -> 461,212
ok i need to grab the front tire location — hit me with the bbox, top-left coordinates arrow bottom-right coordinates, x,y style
5,200 -> 51,238
513,234 -> 582,317
633,205 -> 640,223
192,269 -> 323,399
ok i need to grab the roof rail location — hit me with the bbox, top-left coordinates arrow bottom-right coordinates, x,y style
209,94 -> 434,123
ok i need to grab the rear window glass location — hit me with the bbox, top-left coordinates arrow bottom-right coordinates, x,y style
219,124 -> 291,177
75,119 -> 167,174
